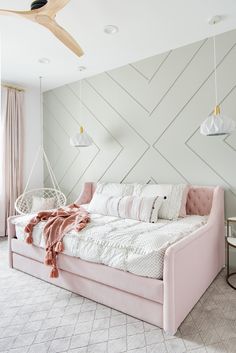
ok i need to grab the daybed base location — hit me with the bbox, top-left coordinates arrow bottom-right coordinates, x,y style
8,184 -> 225,335
13,252 -> 163,327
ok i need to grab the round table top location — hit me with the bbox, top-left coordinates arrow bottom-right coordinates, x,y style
227,237 -> 236,247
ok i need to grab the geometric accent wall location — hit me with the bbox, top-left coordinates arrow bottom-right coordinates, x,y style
44,28 -> 236,217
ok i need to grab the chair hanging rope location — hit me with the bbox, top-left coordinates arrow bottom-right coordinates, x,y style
15,77 -> 66,215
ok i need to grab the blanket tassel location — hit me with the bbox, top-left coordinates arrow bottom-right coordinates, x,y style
45,259 -> 53,266
25,234 -> 33,244
50,266 -> 59,278
55,241 -> 64,253
44,250 -> 53,266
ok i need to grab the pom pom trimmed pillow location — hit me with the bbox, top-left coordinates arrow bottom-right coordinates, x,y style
88,193 -> 163,223
133,184 -> 189,220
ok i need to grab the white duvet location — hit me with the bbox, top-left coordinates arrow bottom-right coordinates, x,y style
13,213 -> 208,279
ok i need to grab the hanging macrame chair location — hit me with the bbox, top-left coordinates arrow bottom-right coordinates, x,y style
15,77 -> 66,215
15,147 -> 66,215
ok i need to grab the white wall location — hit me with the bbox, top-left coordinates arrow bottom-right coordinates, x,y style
23,88 -> 43,189
44,29 -> 236,217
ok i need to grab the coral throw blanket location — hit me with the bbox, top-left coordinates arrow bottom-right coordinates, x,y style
24,204 -> 90,278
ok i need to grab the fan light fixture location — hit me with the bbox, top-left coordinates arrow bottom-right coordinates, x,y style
200,16 -> 235,136
38,57 -> 50,64
104,25 -> 119,35
70,81 -> 93,147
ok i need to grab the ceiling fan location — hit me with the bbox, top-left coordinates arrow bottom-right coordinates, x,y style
0,0 -> 84,57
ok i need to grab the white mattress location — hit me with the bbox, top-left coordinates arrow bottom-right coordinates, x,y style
13,213 -> 208,279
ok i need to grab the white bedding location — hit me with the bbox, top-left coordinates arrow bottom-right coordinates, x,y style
13,213 -> 208,279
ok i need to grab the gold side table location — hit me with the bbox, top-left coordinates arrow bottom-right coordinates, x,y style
226,217 -> 236,290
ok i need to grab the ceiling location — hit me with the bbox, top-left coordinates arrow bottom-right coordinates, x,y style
1,0 -> 236,91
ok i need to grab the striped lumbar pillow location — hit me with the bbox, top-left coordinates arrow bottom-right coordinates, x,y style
88,193 -> 163,223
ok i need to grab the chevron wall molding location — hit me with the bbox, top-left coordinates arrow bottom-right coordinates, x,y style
44,29 -> 236,217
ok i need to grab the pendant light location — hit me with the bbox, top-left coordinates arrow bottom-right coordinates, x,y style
70,126 -> 93,147
70,81 -> 93,147
200,16 -> 235,136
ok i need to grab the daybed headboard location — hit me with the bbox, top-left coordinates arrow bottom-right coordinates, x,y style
186,187 -> 213,216
76,183 -> 215,217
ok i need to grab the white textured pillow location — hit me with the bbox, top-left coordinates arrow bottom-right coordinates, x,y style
179,185 -> 190,217
95,182 -> 134,197
31,196 -> 55,213
133,183 -> 188,220
133,184 -> 172,198
88,193 -> 163,223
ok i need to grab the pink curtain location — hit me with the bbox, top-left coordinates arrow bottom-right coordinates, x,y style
0,87 -> 24,236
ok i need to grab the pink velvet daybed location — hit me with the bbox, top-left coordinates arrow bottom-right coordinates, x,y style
8,183 -> 225,335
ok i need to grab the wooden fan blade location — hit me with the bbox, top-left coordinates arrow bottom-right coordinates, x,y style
43,0 -> 71,17
36,16 -> 84,57
0,9 -> 34,19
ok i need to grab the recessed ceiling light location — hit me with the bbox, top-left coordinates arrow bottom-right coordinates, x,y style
104,25 -> 119,35
38,57 -> 50,64
78,66 -> 86,71
208,15 -> 222,25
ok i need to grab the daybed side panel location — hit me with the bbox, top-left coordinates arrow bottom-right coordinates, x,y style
163,187 -> 224,335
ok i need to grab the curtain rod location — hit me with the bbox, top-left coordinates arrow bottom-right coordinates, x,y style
1,83 -> 25,92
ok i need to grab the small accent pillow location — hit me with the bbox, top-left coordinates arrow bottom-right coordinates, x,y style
95,182 -> 134,197
133,183 -> 189,220
88,193 -> 163,223
31,196 -> 55,213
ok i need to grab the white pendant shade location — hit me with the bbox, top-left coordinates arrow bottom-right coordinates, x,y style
200,106 -> 236,136
70,127 -> 93,147
200,33 -> 235,137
